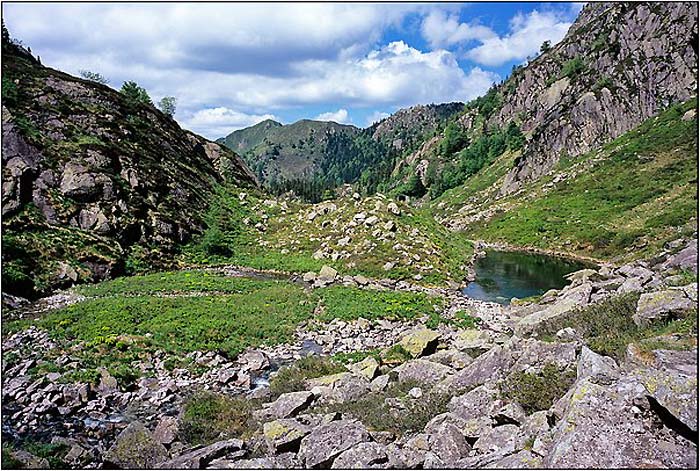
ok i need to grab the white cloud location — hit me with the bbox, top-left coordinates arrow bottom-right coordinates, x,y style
466,10 -> 573,66
181,107 -> 279,139
2,4 -> 499,138
314,109 -> 352,124
366,111 -> 391,126
421,10 -> 497,49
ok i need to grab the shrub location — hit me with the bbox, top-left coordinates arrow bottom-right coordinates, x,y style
311,380 -> 453,436
180,391 -> 261,444
268,356 -> 345,399
561,57 -> 586,78
120,81 -> 152,107
158,96 -> 177,117
79,70 -> 109,85
500,363 -> 576,414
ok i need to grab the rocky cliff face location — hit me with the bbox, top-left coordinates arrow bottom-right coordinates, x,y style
370,102 -> 464,152
1,41 -> 257,296
495,2 -> 698,194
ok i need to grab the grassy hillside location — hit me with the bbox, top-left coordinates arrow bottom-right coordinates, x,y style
447,99 -> 698,261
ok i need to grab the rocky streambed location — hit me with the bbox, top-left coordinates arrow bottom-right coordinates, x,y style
1,239 -> 698,469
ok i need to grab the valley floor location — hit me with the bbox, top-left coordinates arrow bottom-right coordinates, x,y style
1,234 -> 697,469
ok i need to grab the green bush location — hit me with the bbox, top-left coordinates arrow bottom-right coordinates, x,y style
500,363 -> 576,414
120,81 -> 152,107
180,391 -> 260,444
561,57 -> 586,78
268,356 -> 345,399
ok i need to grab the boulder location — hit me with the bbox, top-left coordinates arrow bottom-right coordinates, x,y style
636,349 -> 697,433
440,345 -> 515,392
543,374 -> 696,468
303,272 -> 316,283
660,240 -> 698,273
485,450 -> 543,469
8,450 -> 49,469
387,202 -> 401,215
213,453 -> 298,469
156,439 -> 245,469
298,420 -> 371,468
97,367 -> 118,394
634,289 -> 693,326
564,268 -> 598,284
258,391 -> 314,420
515,283 -> 591,335
263,419 -> 311,453
428,423 -> 471,465
395,359 -> 454,386
331,442 -> 389,469
105,422 -> 169,469
317,265 -> 338,286
153,416 -> 179,445
364,215 -> 380,226
349,356 -> 380,381
576,346 -> 619,385
473,424 -> 520,455
398,329 -> 441,358
423,349 -> 473,369
454,329 -> 492,351
448,385 -> 499,422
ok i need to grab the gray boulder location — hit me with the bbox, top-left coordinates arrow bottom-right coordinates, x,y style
395,359 -> 454,387
105,422 -> 169,469
543,374 -> 696,468
473,424 -> 520,455
263,419 -> 311,453
428,423 -> 471,466
298,420 -> 371,468
331,442 -> 389,469
439,345 -> 515,392
634,289 -> 693,326
157,439 -> 245,469
258,391 -> 314,420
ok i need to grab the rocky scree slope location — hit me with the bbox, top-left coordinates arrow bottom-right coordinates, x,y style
433,97 -> 698,262
1,41 -> 257,297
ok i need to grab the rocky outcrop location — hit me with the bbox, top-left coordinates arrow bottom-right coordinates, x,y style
1,40 -> 257,295
498,2 -> 698,193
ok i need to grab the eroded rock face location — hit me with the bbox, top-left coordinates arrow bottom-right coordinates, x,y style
1,43 -> 258,295
499,2 -> 698,193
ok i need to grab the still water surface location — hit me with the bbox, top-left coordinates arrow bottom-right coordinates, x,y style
463,250 -> 593,305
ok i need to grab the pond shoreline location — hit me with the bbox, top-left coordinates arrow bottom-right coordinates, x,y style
471,239 -> 611,267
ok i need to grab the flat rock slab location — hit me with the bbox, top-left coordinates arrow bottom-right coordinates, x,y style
157,439 -> 244,469
634,289 -> 693,326
259,391 -> 314,420
298,420 -> 370,468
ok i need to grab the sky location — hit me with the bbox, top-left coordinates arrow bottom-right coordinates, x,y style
3,2 -> 584,139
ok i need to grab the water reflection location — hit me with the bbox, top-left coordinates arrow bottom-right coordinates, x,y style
463,250 -> 594,304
